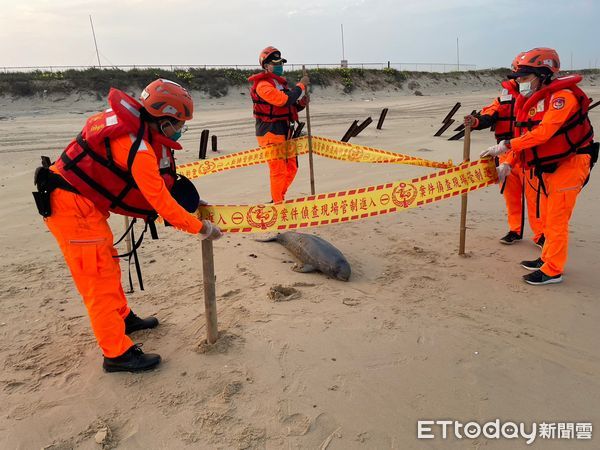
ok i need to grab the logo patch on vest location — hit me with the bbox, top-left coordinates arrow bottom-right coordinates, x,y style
552,97 -> 565,110
528,107 -> 537,117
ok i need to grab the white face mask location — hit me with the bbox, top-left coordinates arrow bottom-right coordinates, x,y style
519,81 -> 534,97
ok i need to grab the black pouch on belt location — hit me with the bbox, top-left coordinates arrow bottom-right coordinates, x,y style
32,156 -> 53,217
32,156 -> 79,217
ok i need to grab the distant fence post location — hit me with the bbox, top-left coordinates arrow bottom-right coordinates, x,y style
199,129 -> 209,159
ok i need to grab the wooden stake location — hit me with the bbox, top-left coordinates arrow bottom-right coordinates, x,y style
448,128 -> 465,141
341,120 -> 359,142
202,240 -> 218,344
434,119 -> 456,137
441,102 -> 461,124
302,65 -> 316,195
198,129 -> 209,159
376,108 -> 389,130
352,117 -> 373,137
458,125 -> 471,256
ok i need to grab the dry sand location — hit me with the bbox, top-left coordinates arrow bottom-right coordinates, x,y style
1,77 -> 600,449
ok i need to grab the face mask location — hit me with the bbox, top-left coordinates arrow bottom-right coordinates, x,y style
518,78 -> 539,97
160,121 -> 186,141
272,65 -> 284,76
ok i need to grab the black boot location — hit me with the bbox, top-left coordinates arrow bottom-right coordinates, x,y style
499,231 -> 522,245
125,310 -> 159,334
103,344 -> 161,373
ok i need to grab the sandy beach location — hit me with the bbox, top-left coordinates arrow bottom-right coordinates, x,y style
1,76 -> 600,449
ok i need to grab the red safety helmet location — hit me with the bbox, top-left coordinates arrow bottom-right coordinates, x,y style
140,79 -> 193,121
510,51 -> 525,72
259,46 -> 287,68
510,47 -> 560,79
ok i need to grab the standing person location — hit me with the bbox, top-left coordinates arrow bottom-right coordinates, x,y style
465,52 -> 546,248
481,48 -> 598,285
248,46 -> 309,203
33,79 -> 222,372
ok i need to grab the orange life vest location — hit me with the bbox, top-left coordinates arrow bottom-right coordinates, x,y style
493,79 -> 519,142
248,72 -> 299,123
54,88 -> 181,219
514,75 -> 594,169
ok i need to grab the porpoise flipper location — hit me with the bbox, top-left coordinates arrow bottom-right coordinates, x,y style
292,263 -> 316,273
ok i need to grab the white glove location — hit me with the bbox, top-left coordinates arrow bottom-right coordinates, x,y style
199,220 -> 222,241
480,140 -> 509,158
496,163 -> 512,183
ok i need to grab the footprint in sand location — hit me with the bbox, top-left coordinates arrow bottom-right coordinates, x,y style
281,413 -> 311,436
268,285 -> 301,302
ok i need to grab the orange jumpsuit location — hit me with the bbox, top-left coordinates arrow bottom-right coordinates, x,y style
507,90 -> 591,276
255,81 -> 306,203
477,96 -> 545,241
46,134 -> 203,358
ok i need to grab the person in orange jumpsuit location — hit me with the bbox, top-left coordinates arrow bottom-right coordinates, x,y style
248,46 -> 309,203
481,48 -> 597,285
34,79 -> 222,372
465,52 -> 546,248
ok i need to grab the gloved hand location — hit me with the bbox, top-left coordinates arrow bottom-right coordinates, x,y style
463,115 -> 479,128
496,163 -> 512,183
480,140 -> 509,158
199,220 -> 222,241
299,75 -> 310,86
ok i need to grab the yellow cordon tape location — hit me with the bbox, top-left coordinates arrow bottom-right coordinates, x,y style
195,159 -> 497,233
176,136 -> 452,180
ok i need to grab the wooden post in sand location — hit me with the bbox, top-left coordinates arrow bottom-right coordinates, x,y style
202,240 -> 218,343
302,65 -> 316,195
376,108 -> 389,130
341,120 -> 359,142
352,117 -> 373,137
199,129 -> 209,159
458,125 -> 471,256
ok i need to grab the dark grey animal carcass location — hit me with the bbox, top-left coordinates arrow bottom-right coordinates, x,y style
259,231 -> 351,281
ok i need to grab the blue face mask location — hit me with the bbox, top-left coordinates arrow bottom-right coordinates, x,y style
161,121 -> 185,141
272,65 -> 284,76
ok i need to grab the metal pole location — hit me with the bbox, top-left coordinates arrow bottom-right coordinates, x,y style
202,240 -> 218,344
458,125 -> 471,255
303,65 -> 316,195
341,24 -> 345,61
456,37 -> 459,72
571,52 -> 573,70
89,15 -> 101,68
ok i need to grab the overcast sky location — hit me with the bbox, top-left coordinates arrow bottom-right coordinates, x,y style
1,0 -> 598,70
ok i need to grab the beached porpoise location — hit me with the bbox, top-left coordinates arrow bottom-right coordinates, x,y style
259,231 -> 351,281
